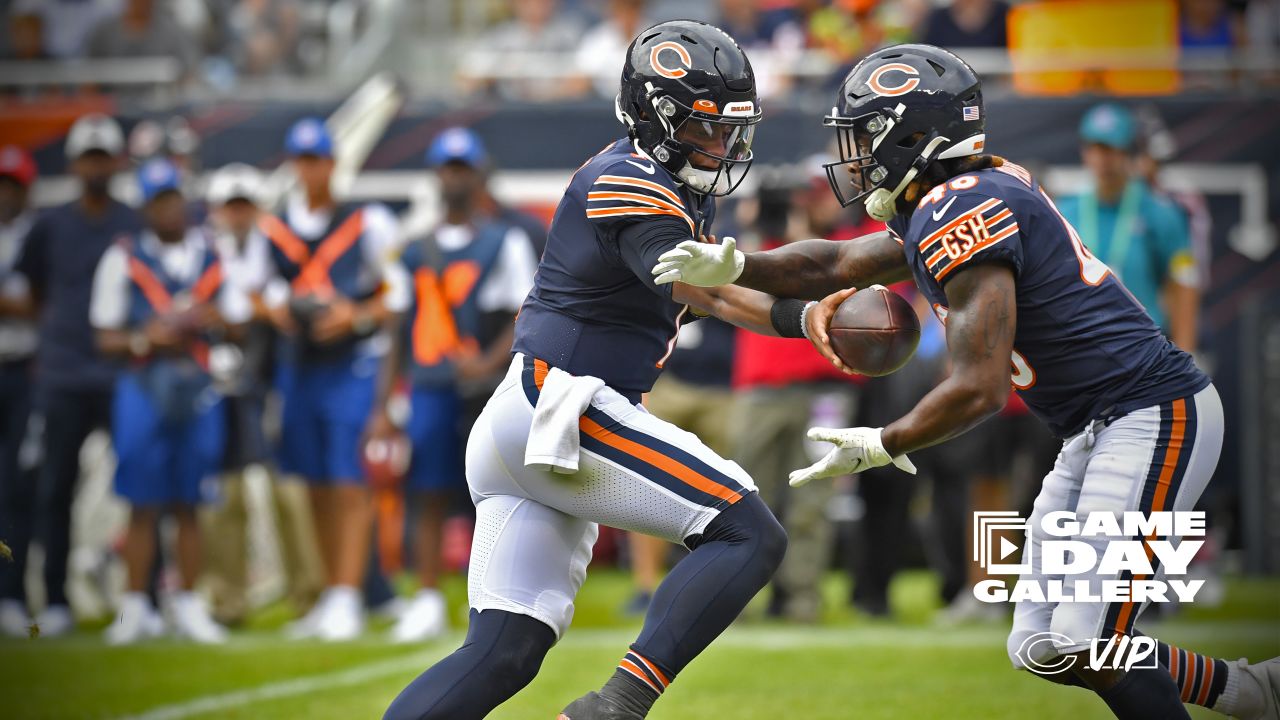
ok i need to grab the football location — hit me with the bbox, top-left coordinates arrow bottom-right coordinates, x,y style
827,285 -> 921,377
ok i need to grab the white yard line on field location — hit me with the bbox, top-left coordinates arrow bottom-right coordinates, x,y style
113,620 -> 1276,720
118,648 -> 447,720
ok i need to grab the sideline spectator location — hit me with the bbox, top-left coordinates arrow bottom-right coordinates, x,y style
1180,0 -> 1245,49
730,167 -> 865,622
10,0 -> 120,59
0,145 -> 39,638
259,118 -> 407,641
15,114 -> 141,638
85,0 -> 199,81
199,163 -> 326,624
227,0 -> 303,77
920,0 -> 1010,49
574,0 -> 652,98
367,127 -> 538,642
91,159 -> 241,645
464,0 -> 584,101
1058,103 -> 1198,351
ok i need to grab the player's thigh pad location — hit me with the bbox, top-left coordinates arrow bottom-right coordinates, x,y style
468,494 -> 597,639
467,355 -> 758,545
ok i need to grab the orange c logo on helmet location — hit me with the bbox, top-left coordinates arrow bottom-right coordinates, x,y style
867,63 -> 920,97
650,41 -> 692,79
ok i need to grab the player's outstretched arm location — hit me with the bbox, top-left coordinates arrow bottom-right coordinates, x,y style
653,231 -> 911,300
672,282 -> 781,337
879,262 -> 1016,457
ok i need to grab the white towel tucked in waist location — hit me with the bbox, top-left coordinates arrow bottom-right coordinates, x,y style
525,366 -> 606,474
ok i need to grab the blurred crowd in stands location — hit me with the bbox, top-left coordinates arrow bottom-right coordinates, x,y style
1,0 -> 1275,97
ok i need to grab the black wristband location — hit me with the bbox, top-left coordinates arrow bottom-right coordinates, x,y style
770,298 -> 808,338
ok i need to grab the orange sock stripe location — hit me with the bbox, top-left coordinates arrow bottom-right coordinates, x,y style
1195,656 -> 1215,706
618,660 -> 661,695
630,652 -> 670,688
1181,652 -> 1197,702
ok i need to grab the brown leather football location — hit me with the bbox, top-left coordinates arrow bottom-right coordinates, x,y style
827,285 -> 921,377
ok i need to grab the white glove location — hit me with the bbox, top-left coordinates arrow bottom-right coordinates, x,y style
789,427 -> 917,487
652,237 -> 745,287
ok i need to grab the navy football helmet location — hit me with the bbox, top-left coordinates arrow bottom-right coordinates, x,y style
617,20 -> 761,196
824,44 -> 985,220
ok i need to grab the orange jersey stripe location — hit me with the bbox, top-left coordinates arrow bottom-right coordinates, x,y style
533,358 -> 550,390
586,207 -> 694,234
917,198 -> 1001,250
933,223 -> 1020,281
924,209 -> 1016,268
587,191 -> 693,223
595,175 -> 684,206
578,415 -> 741,505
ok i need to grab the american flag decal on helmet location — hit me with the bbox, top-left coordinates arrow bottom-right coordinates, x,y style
963,106 -> 980,121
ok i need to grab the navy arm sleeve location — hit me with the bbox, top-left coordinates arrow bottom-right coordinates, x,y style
612,215 -> 692,299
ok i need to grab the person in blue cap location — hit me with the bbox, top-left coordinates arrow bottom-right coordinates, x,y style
366,126 -> 539,643
259,117 -> 408,641
90,158 -> 250,645
1057,103 -> 1199,352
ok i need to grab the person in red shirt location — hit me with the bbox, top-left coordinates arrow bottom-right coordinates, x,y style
729,164 -> 869,622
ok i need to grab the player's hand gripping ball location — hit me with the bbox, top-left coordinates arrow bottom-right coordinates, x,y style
812,285 -> 920,377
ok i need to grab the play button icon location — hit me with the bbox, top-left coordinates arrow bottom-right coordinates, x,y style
999,536 -> 1019,560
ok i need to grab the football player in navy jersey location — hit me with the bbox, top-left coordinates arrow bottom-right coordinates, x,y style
384,21 -> 807,720
654,44 -> 1277,720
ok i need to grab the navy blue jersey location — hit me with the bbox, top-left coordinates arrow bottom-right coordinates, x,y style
513,138 -> 714,399
887,162 -> 1207,437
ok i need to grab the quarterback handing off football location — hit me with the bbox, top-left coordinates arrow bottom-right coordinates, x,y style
827,285 -> 920,376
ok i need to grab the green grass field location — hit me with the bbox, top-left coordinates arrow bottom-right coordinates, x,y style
2,571 -> 1277,720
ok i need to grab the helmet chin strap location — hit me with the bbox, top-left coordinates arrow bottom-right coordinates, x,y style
678,164 -> 723,194
864,135 -> 950,222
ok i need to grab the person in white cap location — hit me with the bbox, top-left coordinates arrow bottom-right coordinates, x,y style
200,163 -> 325,625
13,113 -> 141,637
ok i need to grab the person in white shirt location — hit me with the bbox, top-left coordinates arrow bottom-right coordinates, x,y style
0,145 -> 40,638
199,163 -> 325,625
367,127 -> 538,643
91,158 -> 248,645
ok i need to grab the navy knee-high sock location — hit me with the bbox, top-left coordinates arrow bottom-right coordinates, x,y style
1096,665 -> 1192,720
383,609 -> 555,720
606,493 -> 787,706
